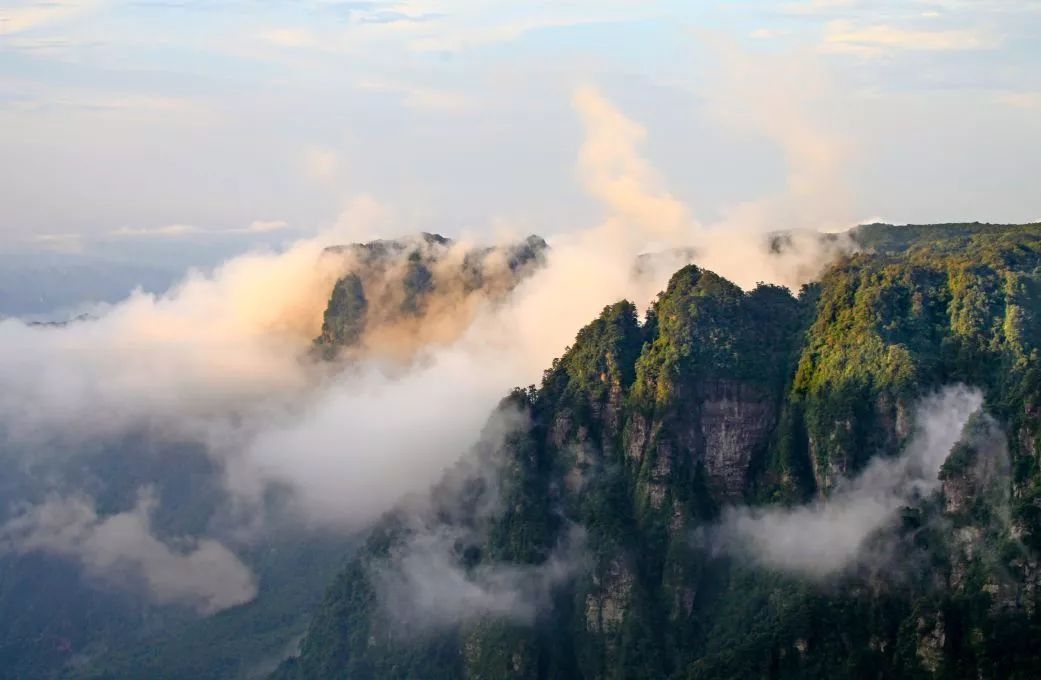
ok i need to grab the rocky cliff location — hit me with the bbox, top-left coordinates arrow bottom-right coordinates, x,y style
314,233 -> 547,362
278,223 -> 1041,680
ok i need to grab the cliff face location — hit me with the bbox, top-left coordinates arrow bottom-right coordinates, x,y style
280,224 -> 1041,680
699,380 -> 777,498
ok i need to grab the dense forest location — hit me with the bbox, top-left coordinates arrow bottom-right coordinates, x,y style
276,222 -> 1041,679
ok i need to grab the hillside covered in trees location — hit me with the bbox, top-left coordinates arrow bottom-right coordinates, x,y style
277,222 -> 1041,679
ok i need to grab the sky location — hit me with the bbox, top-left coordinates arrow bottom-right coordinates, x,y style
1,0 -> 1041,270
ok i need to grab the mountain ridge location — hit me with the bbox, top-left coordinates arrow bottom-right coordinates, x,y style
277,221 -> 1041,679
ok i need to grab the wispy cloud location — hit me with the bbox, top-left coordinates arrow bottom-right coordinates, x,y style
29,232 -> 85,252
109,224 -> 204,238
257,27 -> 320,49
356,77 -> 471,111
996,90 -> 1041,109
701,39 -> 854,236
0,0 -> 105,36
0,86 -> 217,123
107,221 -> 292,239
783,0 -> 859,15
823,20 -> 998,54
251,0 -> 662,56
243,219 -> 290,234
750,27 -> 788,39
302,147 -> 340,182
715,386 -> 988,578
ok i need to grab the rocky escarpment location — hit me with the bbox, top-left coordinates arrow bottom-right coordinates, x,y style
620,378 -> 778,505
623,269 -> 801,518
281,223 -> 1041,680
700,380 -> 777,498
280,267 -> 811,680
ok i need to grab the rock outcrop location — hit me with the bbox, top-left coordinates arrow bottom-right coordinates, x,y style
314,233 -> 547,362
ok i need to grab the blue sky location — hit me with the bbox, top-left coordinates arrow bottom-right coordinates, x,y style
2,0 -> 1040,264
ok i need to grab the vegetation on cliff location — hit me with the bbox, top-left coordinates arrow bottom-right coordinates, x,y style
281,223 -> 1041,679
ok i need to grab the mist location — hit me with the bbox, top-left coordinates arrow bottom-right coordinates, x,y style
0,489 -> 256,614
715,385 -> 986,578
373,525 -> 586,632
0,79 -> 854,612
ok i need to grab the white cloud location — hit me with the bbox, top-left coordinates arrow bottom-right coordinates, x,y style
572,85 -> 693,244
243,219 -> 290,234
716,386 -> 988,578
356,78 -> 472,112
109,224 -> 204,238
0,489 -> 257,613
258,27 -> 320,49
302,147 -> 340,182
0,86 -> 217,122
0,0 -> 104,36
823,20 -> 997,54
692,40 -> 858,284
250,1 -> 663,56
106,221 -> 292,239
374,524 -> 586,630
30,232 -> 85,252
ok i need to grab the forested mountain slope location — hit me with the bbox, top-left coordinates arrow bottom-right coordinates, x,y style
278,222 -> 1041,679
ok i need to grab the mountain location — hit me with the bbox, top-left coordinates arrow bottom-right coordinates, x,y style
314,232 -> 547,361
277,222 -> 1041,679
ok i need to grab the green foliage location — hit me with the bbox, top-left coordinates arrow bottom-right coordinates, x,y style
632,266 -> 801,407
71,535 -> 354,680
315,273 -> 367,357
540,300 -> 643,411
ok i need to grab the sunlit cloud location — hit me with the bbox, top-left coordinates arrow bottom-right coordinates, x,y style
0,0 -> 105,36
257,27 -> 320,48
356,77 -> 472,111
823,20 -> 998,54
